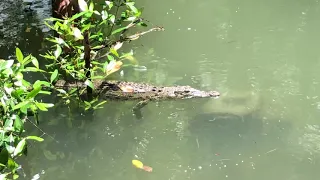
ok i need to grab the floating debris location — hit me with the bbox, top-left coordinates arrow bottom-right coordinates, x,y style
132,160 -> 153,172
265,148 -> 277,154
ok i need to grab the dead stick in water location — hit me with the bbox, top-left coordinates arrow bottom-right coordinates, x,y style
265,148 -> 277,154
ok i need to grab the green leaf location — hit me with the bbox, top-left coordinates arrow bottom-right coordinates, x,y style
50,69 -> 58,83
120,50 -> 134,58
109,15 -> 115,23
13,139 -> 26,156
23,54 -> 33,66
13,101 -> 29,110
0,59 -> 14,71
22,79 -> 32,88
93,10 -> 100,15
13,174 -> 19,180
111,27 -> 127,35
0,148 -> 9,171
13,116 -> 23,133
20,105 -> 29,114
56,37 -> 67,45
5,140 -> 14,153
110,47 -> 119,57
43,21 -> 55,30
2,69 -> 13,78
84,101 -> 91,110
91,45 -> 104,50
82,23 -> 92,31
54,45 -> 62,59
138,22 -> 147,27
35,102 -> 48,111
43,103 -> 54,108
85,79 -> 94,89
69,11 -> 87,22
126,2 -> 138,14
101,10 -> 108,20
26,136 -> 44,142
44,17 -> 64,22
137,7 -> 144,17
26,87 -> 41,99
31,56 -> 39,69
56,89 -> 67,94
107,55 -> 115,61
39,90 -> 52,95
22,67 -> 46,72
0,174 -> 8,180
105,1 -> 113,9
72,27 -> 84,40
40,54 -> 56,60
4,119 -> 13,131
93,100 -> 107,109
7,158 -> 18,170
35,102 -> 53,111
33,80 -> 51,89
16,72 -> 23,80
15,48 -> 23,64
89,1 -> 94,11
78,0 -> 88,12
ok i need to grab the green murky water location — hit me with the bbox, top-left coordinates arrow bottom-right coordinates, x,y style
2,0 -> 320,179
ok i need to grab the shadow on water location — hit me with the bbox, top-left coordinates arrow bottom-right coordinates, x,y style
180,112 -> 294,180
189,113 -> 273,153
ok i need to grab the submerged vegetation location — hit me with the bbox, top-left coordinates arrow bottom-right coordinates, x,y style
0,0 -> 162,178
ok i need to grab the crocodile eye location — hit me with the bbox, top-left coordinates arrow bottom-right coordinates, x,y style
152,88 -> 156,91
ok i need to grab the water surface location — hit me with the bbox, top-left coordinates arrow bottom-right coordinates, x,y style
2,0 -> 320,179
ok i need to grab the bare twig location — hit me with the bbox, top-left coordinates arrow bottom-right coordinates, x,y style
26,118 -> 59,144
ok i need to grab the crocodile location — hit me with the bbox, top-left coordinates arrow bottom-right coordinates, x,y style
54,79 -> 220,118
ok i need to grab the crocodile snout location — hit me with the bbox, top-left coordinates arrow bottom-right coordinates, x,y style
210,91 -> 220,98
190,90 -> 220,98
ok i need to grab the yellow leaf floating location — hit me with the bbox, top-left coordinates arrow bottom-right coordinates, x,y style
132,159 -> 143,169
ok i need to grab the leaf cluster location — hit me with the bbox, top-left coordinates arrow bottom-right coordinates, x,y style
0,48 -> 53,179
41,0 -> 154,110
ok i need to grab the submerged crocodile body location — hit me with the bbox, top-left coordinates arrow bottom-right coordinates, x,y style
54,79 -> 220,118
54,79 -> 220,100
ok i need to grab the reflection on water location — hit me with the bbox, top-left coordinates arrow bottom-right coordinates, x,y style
0,0 -> 51,57
2,0 -> 320,179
